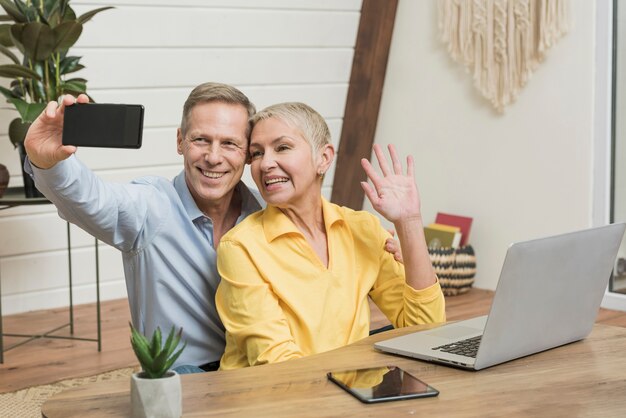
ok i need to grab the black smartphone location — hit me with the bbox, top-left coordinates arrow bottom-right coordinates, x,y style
62,103 -> 144,149
327,366 -> 439,404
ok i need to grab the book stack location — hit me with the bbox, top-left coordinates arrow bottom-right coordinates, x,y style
423,213 -> 473,249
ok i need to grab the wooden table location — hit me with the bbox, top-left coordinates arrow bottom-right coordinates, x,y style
42,323 -> 626,417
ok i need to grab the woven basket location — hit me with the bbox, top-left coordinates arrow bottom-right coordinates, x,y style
428,245 -> 476,296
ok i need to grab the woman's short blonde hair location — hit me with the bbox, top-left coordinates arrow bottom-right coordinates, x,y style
250,102 -> 331,153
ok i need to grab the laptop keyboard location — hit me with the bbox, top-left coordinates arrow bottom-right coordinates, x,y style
432,335 -> 482,358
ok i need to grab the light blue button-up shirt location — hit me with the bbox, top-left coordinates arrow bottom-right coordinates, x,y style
28,155 -> 263,366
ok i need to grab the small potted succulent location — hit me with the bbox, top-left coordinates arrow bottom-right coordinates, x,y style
129,323 -> 187,418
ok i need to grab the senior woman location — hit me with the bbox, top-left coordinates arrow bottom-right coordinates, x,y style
215,102 -> 445,369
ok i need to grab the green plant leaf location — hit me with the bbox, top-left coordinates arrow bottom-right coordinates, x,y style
162,342 -> 187,374
61,4 -> 75,22
0,14 -> 12,22
0,63 -> 41,80
77,6 -> 114,24
14,0 -> 36,22
19,22 -> 55,60
8,117 -> 30,147
150,327 -> 162,359
0,0 -> 26,23
0,84 -> 17,99
59,56 -> 83,74
52,20 -> 81,51
0,43 -> 18,63
0,23 -> 13,46
129,323 -> 156,374
59,81 -> 86,95
7,98 -> 45,122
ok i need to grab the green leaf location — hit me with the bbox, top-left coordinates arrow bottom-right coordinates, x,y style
0,43 -> 18,63
14,0 -> 36,22
61,4 -> 75,22
0,23 -> 13,46
0,0 -> 26,23
52,20 -> 81,51
150,327 -> 162,359
0,63 -> 42,80
0,84 -> 17,99
77,6 -> 114,24
7,98 -> 45,122
0,14 -> 12,22
59,80 -> 86,95
8,117 -> 30,147
19,22 -> 55,60
59,56 -> 83,74
130,323 -> 155,373
162,342 -> 187,374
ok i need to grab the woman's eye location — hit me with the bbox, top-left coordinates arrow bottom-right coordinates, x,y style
277,144 -> 290,152
250,150 -> 262,159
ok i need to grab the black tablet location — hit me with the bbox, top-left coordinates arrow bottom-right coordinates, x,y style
327,366 -> 439,404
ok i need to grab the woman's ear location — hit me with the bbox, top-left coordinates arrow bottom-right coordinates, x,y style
317,144 -> 335,177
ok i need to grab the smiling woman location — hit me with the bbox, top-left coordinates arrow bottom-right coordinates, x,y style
215,102 -> 446,370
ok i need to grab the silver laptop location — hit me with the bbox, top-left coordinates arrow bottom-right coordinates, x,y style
374,223 -> 626,370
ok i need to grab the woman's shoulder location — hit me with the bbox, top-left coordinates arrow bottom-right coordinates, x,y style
334,204 -> 381,227
327,203 -> 386,243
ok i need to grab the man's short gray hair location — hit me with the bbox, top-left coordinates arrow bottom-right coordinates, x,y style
180,82 -> 256,137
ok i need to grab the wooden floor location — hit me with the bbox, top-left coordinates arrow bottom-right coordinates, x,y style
2,288 -> 626,393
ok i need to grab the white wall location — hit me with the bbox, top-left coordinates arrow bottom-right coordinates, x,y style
0,0 -> 362,314
368,0 -> 596,290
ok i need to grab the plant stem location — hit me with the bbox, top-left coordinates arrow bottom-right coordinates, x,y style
27,59 -> 36,103
55,53 -> 61,99
44,60 -> 50,101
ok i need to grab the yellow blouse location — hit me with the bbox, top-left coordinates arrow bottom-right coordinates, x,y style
216,198 -> 446,369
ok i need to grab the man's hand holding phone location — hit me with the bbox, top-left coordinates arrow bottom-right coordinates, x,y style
24,94 -> 145,170
25,94 -> 89,169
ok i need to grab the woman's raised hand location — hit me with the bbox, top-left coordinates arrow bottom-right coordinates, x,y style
360,144 -> 422,223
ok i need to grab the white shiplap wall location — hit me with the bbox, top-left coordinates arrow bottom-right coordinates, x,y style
0,0 -> 362,314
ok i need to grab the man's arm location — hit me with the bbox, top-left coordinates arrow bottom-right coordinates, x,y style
25,95 -> 165,252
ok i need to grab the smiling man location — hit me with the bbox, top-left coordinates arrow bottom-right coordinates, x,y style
24,83 -> 263,371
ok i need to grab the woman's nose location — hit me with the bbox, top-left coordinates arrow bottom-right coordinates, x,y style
259,153 -> 277,171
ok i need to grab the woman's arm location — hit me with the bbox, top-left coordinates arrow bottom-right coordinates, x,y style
360,144 -> 437,291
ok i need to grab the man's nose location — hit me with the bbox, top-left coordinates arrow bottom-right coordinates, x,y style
204,147 -> 223,164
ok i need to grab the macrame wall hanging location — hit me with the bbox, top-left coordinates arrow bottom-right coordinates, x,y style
438,0 -> 569,112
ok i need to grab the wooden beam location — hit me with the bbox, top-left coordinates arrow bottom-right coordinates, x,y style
331,0 -> 398,209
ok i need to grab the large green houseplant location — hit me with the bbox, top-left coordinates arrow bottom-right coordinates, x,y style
0,0 -> 112,196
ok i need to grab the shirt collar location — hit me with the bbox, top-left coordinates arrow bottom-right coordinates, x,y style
173,171 -> 263,222
262,197 -> 344,242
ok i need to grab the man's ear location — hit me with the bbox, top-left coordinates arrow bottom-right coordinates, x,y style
176,128 -> 183,155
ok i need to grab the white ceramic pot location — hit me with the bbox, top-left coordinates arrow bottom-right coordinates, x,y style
130,370 -> 182,418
